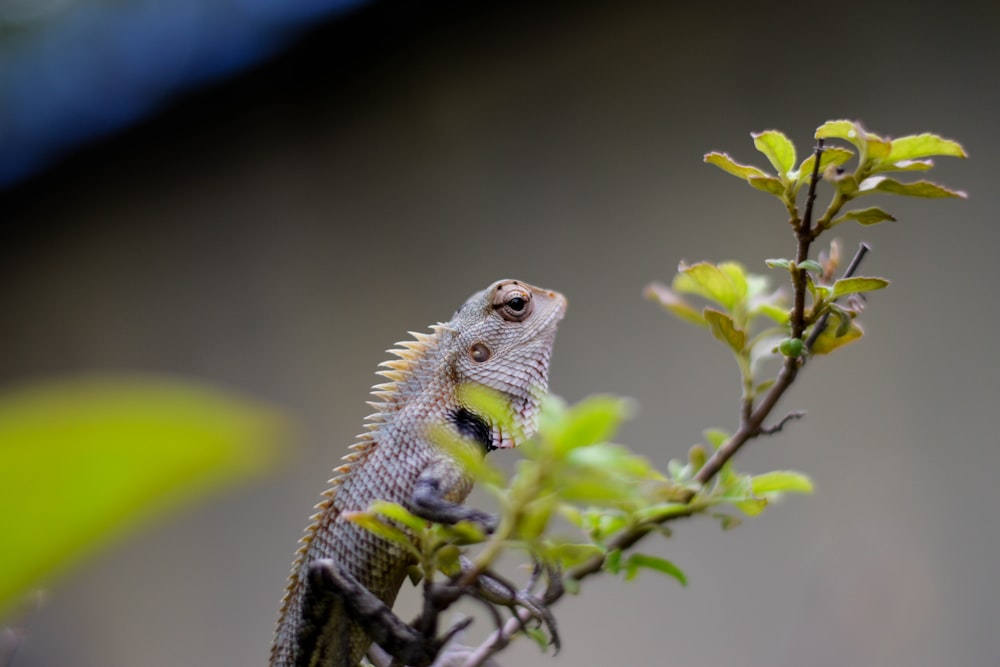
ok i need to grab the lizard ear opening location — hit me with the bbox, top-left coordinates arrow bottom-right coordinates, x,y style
470,342 -> 492,363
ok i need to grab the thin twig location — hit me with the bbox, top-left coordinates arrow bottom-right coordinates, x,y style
804,242 -> 871,351
759,410 -> 807,435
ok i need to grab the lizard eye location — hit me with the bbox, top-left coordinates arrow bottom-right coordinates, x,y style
507,297 -> 526,312
492,283 -> 533,322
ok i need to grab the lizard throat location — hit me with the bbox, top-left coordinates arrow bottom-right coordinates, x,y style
449,407 -> 495,453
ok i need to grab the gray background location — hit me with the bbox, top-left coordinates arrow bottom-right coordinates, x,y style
4,1 -> 998,665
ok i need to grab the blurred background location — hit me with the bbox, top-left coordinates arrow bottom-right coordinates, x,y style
2,0 -> 997,665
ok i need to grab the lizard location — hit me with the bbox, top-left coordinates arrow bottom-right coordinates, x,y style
270,278 -> 567,667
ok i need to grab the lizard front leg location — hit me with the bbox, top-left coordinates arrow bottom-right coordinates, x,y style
410,458 -> 495,533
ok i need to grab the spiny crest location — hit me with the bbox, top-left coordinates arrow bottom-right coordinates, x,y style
277,323 -> 447,630
315,323 -> 445,509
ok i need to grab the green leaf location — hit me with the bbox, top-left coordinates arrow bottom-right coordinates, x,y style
550,542 -> 606,569
674,261 -> 746,311
765,258 -> 791,270
825,169 -> 859,195
703,152 -> 768,180
795,146 -> 854,188
430,423 -> 506,488
0,376 -> 285,617
815,119 -> 860,144
797,260 -> 823,274
748,175 -> 786,196
517,496 -> 556,539
753,378 -> 776,396
827,305 -> 853,338
544,395 -> 633,455
368,500 -> 429,533
857,176 -> 967,199
752,130 -> 796,178
871,159 -> 934,174
644,282 -> 706,327
567,443 -> 659,479
751,470 -> 814,495
688,444 -> 707,471
560,444 -> 664,505
624,553 -> 687,586
605,548 -> 623,574
433,545 -> 462,576
344,511 -> 417,554
831,207 -> 897,227
720,475 -> 768,516
590,512 -> 629,540
886,133 -> 967,162
718,262 -> 749,301
864,131 -> 892,160
667,458 -> 687,481
830,276 -> 889,298
703,308 -> 746,352
733,497 -> 769,516
816,120 -> 895,164
755,303 -> 790,325
703,428 -> 730,449
810,320 -> 864,354
444,520 -> 488,544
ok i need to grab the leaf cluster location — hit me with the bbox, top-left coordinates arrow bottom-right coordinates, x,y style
652,121 -> 966,397
706,121 -> 966,231
347,386 -> 814,649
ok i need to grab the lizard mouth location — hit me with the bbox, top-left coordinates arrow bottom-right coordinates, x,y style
524,285 -> 567,336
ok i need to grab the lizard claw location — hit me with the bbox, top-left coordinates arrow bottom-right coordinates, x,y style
454,558 -> 561,653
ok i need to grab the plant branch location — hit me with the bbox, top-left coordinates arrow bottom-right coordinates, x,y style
462,141 -> 879,667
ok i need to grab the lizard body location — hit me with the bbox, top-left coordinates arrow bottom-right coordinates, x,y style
270,279 -> 566,667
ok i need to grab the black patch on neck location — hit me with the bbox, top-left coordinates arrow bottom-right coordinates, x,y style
450,408 -> 495,453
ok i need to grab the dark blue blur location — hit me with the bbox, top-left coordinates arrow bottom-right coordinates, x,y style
0,0 -> 371,188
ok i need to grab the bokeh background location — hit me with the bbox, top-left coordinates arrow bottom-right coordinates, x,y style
3,0 -> 998,665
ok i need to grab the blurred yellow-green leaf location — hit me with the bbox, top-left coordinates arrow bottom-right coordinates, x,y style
343,511 -> 416,555
0,376 -> 287,618
830,276 -> 889,299
811,320 -> 864,354
540,395 -> 632,456
750,470 -> 814,496
644,282 -> 707,327
815,119 -> 861,145
748,174 -> 785,196
703,308 -> 746,352
674,261 -> 746,312
831,207 -> 897,227
703,151 -> 768,180
623,553 -> 687,586
752,130 -> 796,179
368,500 -> 429,533
857,176 -> 967,199
885,133 -> 967,162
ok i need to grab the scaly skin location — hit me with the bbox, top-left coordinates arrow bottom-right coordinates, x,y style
271,279 -> 566,667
